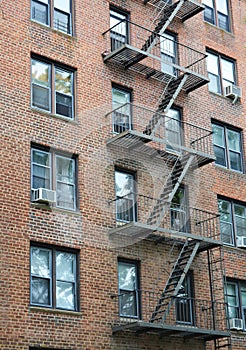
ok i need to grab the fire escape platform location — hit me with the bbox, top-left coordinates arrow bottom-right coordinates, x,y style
112,321 -> 230,340
144,0 -> 205,22
106,130 -> 215,168
103,44 -> 209,93
108,222 -> 222,251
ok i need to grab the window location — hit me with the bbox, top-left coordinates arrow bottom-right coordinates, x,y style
218,198 -> 246,245
31,147 -> 77,210
165,108 -> 182,150
31,58 -> 74,119
112,86 -> 132,133
31,0 -> 73,35
118,259 -> 140,318
115,170 -> 136,223
176,272 -> 194,324
160,32 -> 177,77
203,0 -> 230,31
110,8 -> 129,51
212,123 -> 243,172
30,245 -> 78,310
225,281 -> 246,330
207,52 -> 235,95
170,186 -> 188,232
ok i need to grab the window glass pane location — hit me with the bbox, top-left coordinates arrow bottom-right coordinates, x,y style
32,0 -> 49,25
218,200 -> 231,223
241,284 -> 246,306
56,183 -> 75,209
212,124 -> 225,147
221,59 -> 234,83
56,252 -> 76,281
214,146 -> 226,166
33,150 -> 50,166
56,281 -> 75,309
203,0 -> 214,7
54,0 -> 70,13
229,151 -> 242,171
110,10 -> 127,50
32,150 -> 51,189
31,247 -> 51,277
208,73 -> 221,93
227,130 -> 240,152
207,53 -> 219,75
55,69 -> 72,94
234,205 -> 246,217
32,60 -> 50,87
160,34 -> 175,56
31,277 -> 50,305
112,88 -> 131,132
217,0 -> 228,15
234,205 -> 246,236
218,13 -> 229,31
204,6 -> 215,24
56,156 -> 74,182
56,93 -> 72,118
118,262 -> 137,290
115,171 -> 134,197
54,10 -> 70,33
218,199 -> 233,243
119,291 -> 137,316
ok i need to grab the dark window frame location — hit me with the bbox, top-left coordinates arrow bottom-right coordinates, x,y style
218,197 -> 246,246
225,279 -> 246,330
31,144 -> 78,211
206,50 -> 236,96
30,242 -> 80,311
117,258 -> 141,319
114,168 -> 137,224
31,56 -> 75,119
31,0 -> 73,35
176,271 -> 195,325
212,121 -> 243,172
203,0 -> 231,32
109,6 -> 130,51
112,83 -> 133,133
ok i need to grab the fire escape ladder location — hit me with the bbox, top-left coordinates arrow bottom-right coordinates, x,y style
147,153 -> 194,226
214,338 -> 232,350
150,239 -> 200,322
143,74 -> 188,136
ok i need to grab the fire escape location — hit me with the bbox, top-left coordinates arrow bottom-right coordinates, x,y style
103,0 -> 231,348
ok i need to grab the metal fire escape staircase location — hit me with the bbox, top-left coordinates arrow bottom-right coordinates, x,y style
150,239 -> 200,322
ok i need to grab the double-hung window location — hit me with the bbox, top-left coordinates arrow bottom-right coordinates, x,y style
118,260 -> 140,318
31,58 -> 74,119
176,272 -> 194,324
225,281 -> 246,330
212,123 -> 243,172
115,170 -> 136,223
31,147 -> 77,210
30,245 -> 78,310
170,186 -> 187,232
112,86 -> 132,133
207,52 -> 235,95
165,108 -> 182,151
203,0 -> 230,31
218,198 -> 246,245
160,32 -> 177,77
31,0 -> 73,35
110,9 -> 128,51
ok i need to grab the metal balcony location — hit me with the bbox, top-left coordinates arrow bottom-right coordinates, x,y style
144,0 -> 205,22
111,291 -> 230,340
108,194 -> 221,250
102,20 -> 209,93
105,103 -> 215,168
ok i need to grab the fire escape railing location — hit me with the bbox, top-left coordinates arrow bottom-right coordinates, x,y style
105,103 -> 214,157
111,291 -> 228,332
108,193 -> 221,241
102,19 -> 208,84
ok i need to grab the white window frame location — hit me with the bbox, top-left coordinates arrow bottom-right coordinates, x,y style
203,0 -> 230,32
225,281 -> 246,330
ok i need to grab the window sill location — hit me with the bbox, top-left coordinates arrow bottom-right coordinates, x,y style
213,164 -> 245,177
30,20 -> 77,40
208,91 -> 241,105
29,306 -> 82,317
223,244 -> 246,254
204,21 -> 234,36
31,107 -> 78,124
30,202 -> 81,216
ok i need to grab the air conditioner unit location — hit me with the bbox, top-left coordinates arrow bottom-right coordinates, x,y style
237,236 -> 246,248
32,188 -> 56,204
224,84 -> 242,102
229,318 -> 243,330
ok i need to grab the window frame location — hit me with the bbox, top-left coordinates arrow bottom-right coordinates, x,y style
31,0 -> 73,35
225,280 -> 246,330
114,168 -> 137,224
109,7 -> 129,51
30,243 -> 79,311
31,56 -> 75,120
112,84 -> 132,133
212,122 -> 243,173
206,51 -> 236,96
117,258 -> 140,319
203,0 -> 231,32
160,31 -> 178,77
31,145 -> 77,211
218,197 -> 246,246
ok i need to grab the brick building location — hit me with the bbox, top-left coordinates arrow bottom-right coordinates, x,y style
0,0 -> 245,349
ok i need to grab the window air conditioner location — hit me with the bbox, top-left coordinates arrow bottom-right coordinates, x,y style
229,318 -> 243,331
32,188 -> 56,204
237,236 -> 246,248
224,84 -> 242,103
